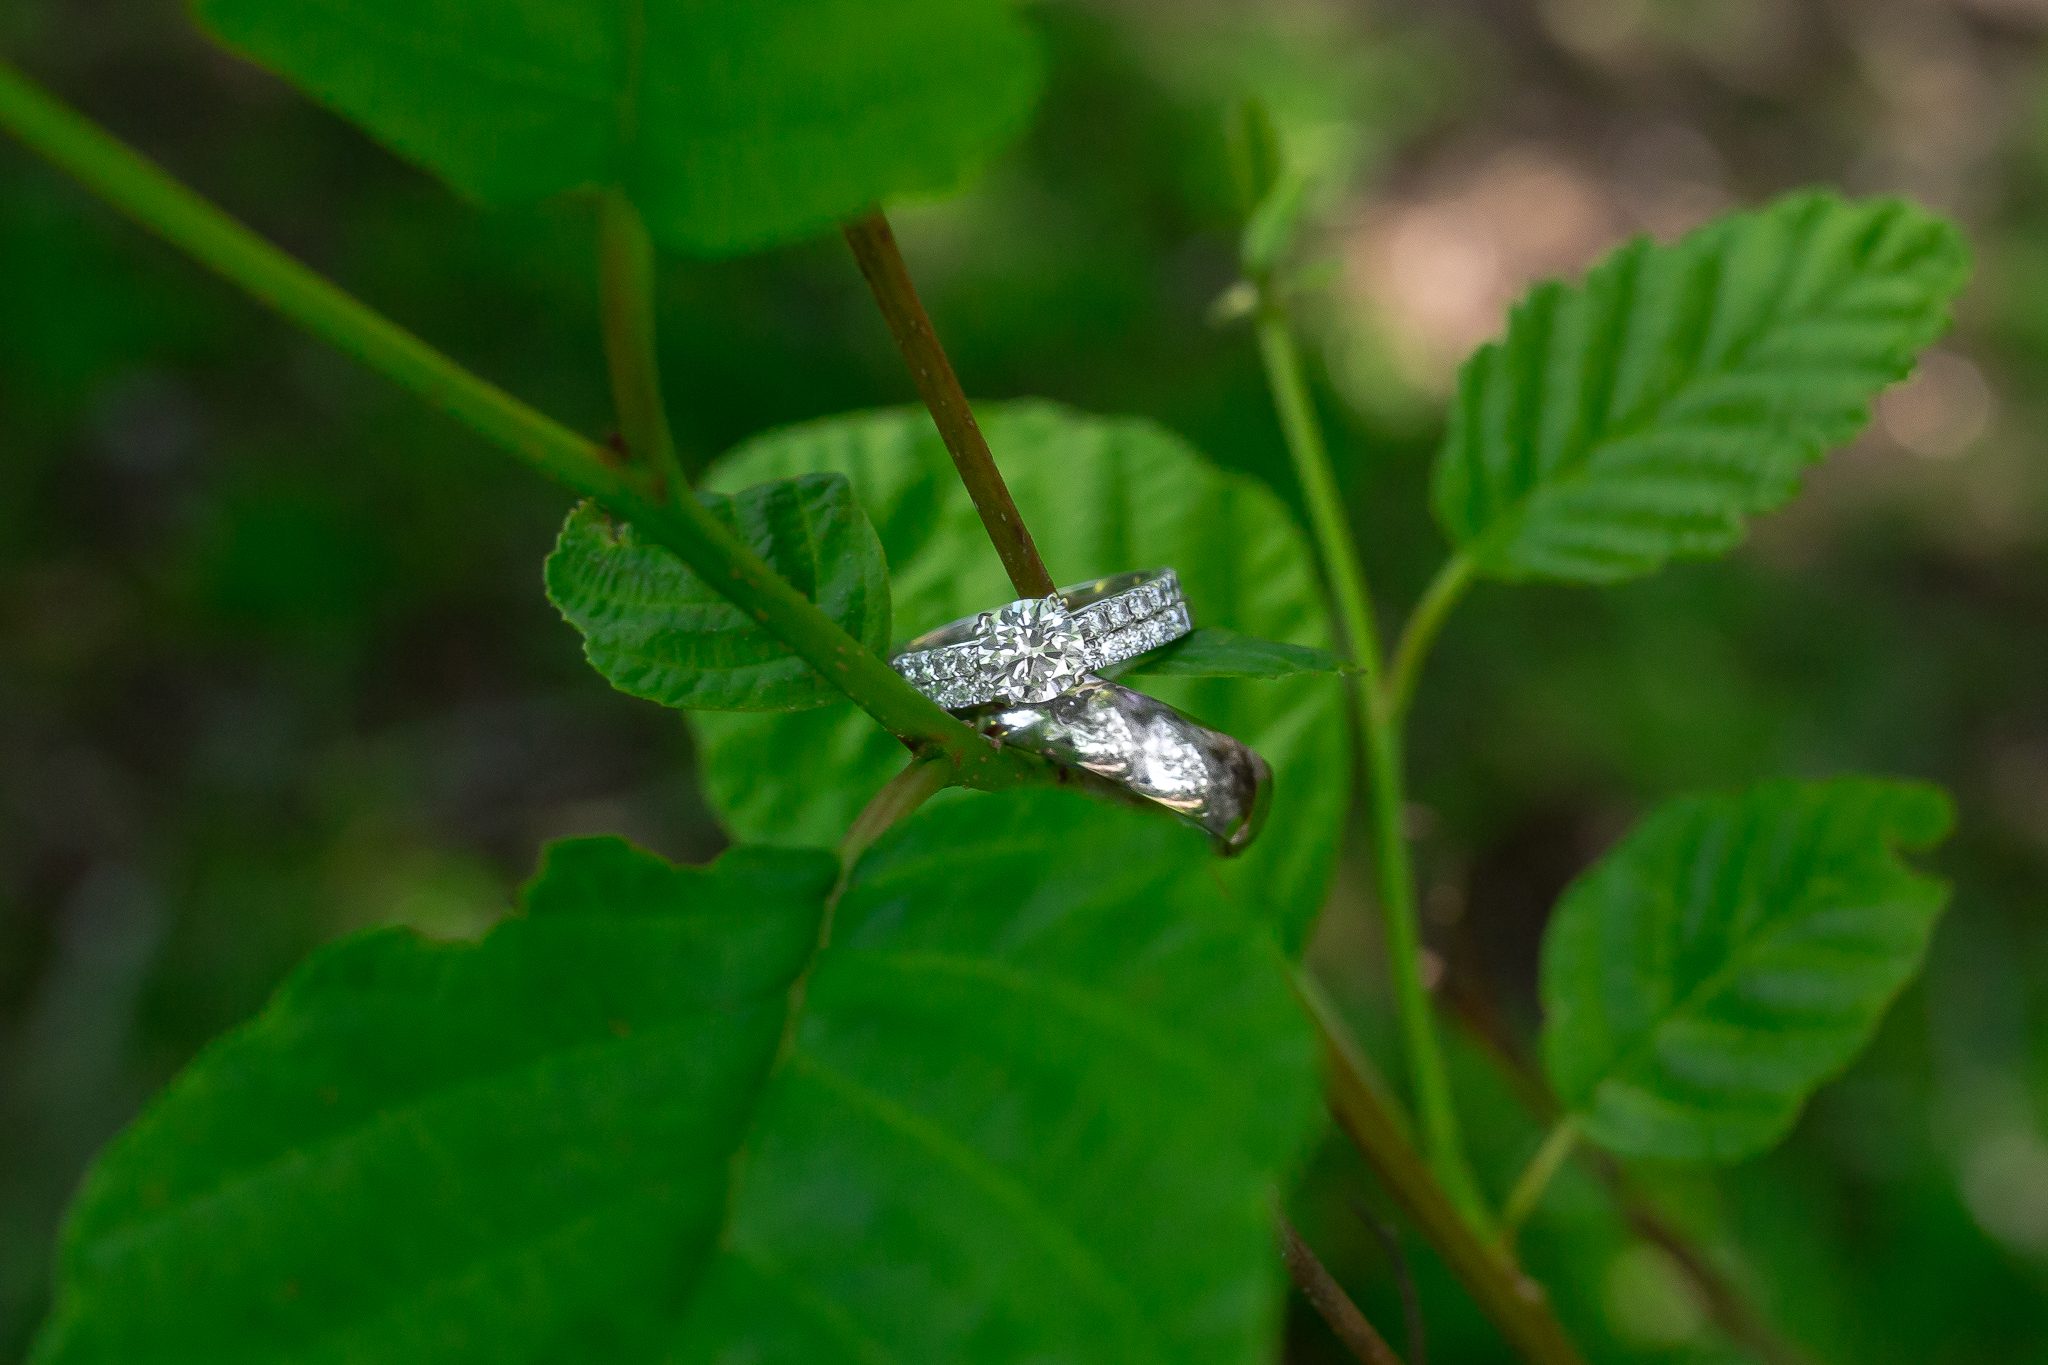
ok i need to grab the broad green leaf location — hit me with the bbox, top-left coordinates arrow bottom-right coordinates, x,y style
1114,626 -> 1347,680
1539,777 -> 1953,1162
1434,192 -> 1970,583
544,471 -> 890,711
191,0 -> 1042,255
691,401 -> 1348,954
35,787 -> 1320,1365
33,837 -> 836,1365
677,788 -> 1321,1360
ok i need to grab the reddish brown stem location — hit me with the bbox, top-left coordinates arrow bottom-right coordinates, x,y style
1351,1199 -> 1428,1365
1622,1187 -> 1817,1365
842,210 -> 1055,599
1298,981 -> 1589,1365
1280,1215 -> 1406,1365
1433,926 -> 1816,1365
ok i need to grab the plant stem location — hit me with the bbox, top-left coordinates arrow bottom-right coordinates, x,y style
0,62 -> 596,495
1278,1214 -> 1406,1365
596,187 -> 689,497
842,210 -> 1056,599
1439,977 -> 1819,1365
783,756 -> 953,1068
1295,977 -> 1589,1365
1618,1148 -> 1825,1364
1384,552 -> 1476,732
1623,1199 -> 1819,1365
1254,304 -> 1487,1229
0,60 -> 1044,792
1500,1118 -> 1578,1246
839,755 -> 954,880
1350,1199 -> 1427,1365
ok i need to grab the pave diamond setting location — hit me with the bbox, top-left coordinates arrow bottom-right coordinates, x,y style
892,568 -> 1191,711
973,597 -> 1088,704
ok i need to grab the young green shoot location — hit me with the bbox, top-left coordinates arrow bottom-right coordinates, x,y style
1253,300 -> 1488,1231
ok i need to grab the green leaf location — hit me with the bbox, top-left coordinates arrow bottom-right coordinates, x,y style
1434,192 -> 1971,583
1539,777 -> 1954,1162
35,788 -> 1320,1365
190,0 -> 1042,255
690,401 -> 1349,954
33,836 -> 836,1365
679,788 -> 1320,1360
544,471 -> 890,711
1113,626 -> 1347,680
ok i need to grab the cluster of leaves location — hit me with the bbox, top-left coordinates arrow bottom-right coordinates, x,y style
1436,191 -> 1973,1165
554,403 -> 1351,950
38,799 -> 1320,1363
9,2 -> 1978,1363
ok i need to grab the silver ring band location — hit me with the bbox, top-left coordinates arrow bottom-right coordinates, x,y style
892,568 -> 1191,709
969,677 -> 1271,856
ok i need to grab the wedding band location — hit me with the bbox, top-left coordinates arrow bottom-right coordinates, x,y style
892,568 -> 1192,709
969,677 -> 1271,856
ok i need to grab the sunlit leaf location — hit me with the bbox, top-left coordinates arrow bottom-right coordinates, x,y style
1435,193 -> 1970,583
692,401 -> 1348,953
544,472 -> 890,711
1539,777 -> 1953,1161
34,789 -> 1319,1365
191,0 -> 1042,254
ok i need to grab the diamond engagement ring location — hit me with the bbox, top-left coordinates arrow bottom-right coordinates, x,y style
891,568 -> 1192,710
970,677 -> 1271,855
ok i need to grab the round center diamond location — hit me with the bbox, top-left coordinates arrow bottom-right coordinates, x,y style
975,597 -> 1087,703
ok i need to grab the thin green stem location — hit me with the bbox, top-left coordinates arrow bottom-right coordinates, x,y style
1295,977 -> 1588,1365
1254,311 -> 1383,671
838,756 -> 954,881
790,753 -> 953,1029
1623,1197 -> 1820,1365
0,60 -> 1042,791
1254,304 -> 1487,1229
1351,1199 -> 1428,1365
784,756 -> 953,1068
1500,1117 -> 1578,1247
1440,986 -> 1818,1365
596,187 -> 689,497
1383,553 -> 1476,732
0,61 -> 602,493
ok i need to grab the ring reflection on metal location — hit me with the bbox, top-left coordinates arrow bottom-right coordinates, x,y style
892,568 -> 1191,710
967,677 -> 1272,856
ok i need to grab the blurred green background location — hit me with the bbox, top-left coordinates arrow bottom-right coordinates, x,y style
5,0 -> 2048,1361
